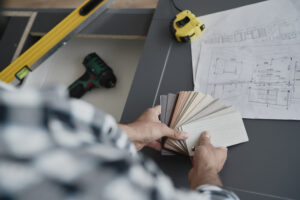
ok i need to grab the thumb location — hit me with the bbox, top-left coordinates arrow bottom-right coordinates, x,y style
215,147 -> 228,159
152,105 -> 162,116
198,131 -> 211,146
161,125 -> 188,140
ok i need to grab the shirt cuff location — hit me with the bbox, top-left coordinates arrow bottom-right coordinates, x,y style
196,184 -> 240,200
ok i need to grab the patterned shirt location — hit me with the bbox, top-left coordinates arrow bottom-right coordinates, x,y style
0,82 -> 239,200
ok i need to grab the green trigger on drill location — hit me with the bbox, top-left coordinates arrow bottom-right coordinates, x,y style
68,53 -> 117,98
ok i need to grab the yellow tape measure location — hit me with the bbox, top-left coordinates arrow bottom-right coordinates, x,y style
0,0 -> 113,84
170,10 -> 205,43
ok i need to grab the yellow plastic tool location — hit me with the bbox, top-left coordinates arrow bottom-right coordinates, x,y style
171,10 -> 205,43
0,0 -> 113,84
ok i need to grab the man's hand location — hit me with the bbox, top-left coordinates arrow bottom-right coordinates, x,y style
119,106 -> 188,151
188,131 -> 227,189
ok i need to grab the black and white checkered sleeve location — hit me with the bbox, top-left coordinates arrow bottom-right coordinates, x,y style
0,83 -> 238,200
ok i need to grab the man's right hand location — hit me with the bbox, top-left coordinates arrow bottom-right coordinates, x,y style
188,131 -> 228,189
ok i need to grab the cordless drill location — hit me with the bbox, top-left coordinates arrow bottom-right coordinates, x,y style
68,53 -> 117,98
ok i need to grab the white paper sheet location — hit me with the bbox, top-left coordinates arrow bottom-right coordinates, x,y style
182,111 -> 249,156
191,0 -> 300,120
195,41 -> 300,120
191,0 -> 300,81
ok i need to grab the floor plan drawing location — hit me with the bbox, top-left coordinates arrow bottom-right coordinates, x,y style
292,61 -> 300,100
213,57 -> 243,79
247,57 -> 293,108
191,0 -> 300,119
194,42 -> 300,120
250,57 -> 292,84
248,88 -> 290,108
207,82 -> 246,100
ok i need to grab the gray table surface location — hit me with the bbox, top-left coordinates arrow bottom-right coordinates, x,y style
121,0 -> 300,199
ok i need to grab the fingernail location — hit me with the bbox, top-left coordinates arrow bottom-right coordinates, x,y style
180,131 -> 188,139
203,131 -> 210,138
220,147 -> 228,150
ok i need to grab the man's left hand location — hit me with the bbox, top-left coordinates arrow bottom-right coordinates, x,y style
119,106 -> 188,151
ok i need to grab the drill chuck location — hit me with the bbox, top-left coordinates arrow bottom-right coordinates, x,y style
99,70 -> 117,88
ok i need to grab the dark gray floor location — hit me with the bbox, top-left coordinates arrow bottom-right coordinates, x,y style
121,0 -> 300,199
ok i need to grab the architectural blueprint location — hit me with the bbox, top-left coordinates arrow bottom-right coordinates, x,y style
191,0 -> 300,119
191,0 -> 300,81
194,42 -> 300,120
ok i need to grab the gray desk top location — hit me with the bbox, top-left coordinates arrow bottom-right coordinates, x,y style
121,0 -> 300,199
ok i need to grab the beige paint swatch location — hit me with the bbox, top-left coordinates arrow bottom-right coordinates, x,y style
160,91 -> 249,156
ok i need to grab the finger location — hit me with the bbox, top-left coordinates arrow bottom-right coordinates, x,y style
146,141 -> 162,151
198,131 -> 211,146
215,147 -> 228,160
190,156 -> 194,165
142,106 -> 161,122
137,106 -> 161,122
188,169 -> 193,181
215,147 -> 228,171
217,146 -> 228,151
152,105 -> 161,116
160,124 -> 188,140
152,105 -> 162,122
